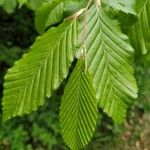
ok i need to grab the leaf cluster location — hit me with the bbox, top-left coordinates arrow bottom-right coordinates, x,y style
1,0 -> 150,149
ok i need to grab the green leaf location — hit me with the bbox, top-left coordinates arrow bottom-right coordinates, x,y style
25,0 -> 44,11
78,4 -> 138,123
103,0 -> 136,15
60,59 -> 98,150
129,0 -> 150,54
35,0 -> 63,34
2,20 -> 77,121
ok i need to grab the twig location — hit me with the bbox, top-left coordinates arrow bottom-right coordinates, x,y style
95,0 -> 101,7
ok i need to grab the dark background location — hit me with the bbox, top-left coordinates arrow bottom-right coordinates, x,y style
0,5 -> 150,150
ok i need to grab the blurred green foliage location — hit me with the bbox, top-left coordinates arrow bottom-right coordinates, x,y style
0,96 -> 65,150
0,0 -> 17,14
0,3 -> 150,150
0,0 -> 46,13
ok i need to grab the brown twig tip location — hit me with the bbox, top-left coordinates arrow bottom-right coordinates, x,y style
65,8 -> 86,21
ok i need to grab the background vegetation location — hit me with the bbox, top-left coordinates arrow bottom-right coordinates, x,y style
0,3 -> 150,150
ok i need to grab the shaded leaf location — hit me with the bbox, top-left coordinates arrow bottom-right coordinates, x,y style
35,0 -> 63,34
129,0 -> 150,54
103,0 -> 136,15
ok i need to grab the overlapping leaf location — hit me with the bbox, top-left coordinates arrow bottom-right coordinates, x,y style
35,0 -> 63,34
60,59 -> 98,150
130,0 -> 150,54
35,0 -> 87,34
2,20 -> 77,121
103,0 -> 136,15
78,4 -> 138,123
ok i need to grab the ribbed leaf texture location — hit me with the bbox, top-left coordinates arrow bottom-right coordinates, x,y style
60,59 -> 99,150
78,4 -> 138,123
2,20 -> 77,121
130,0 -> 150,54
